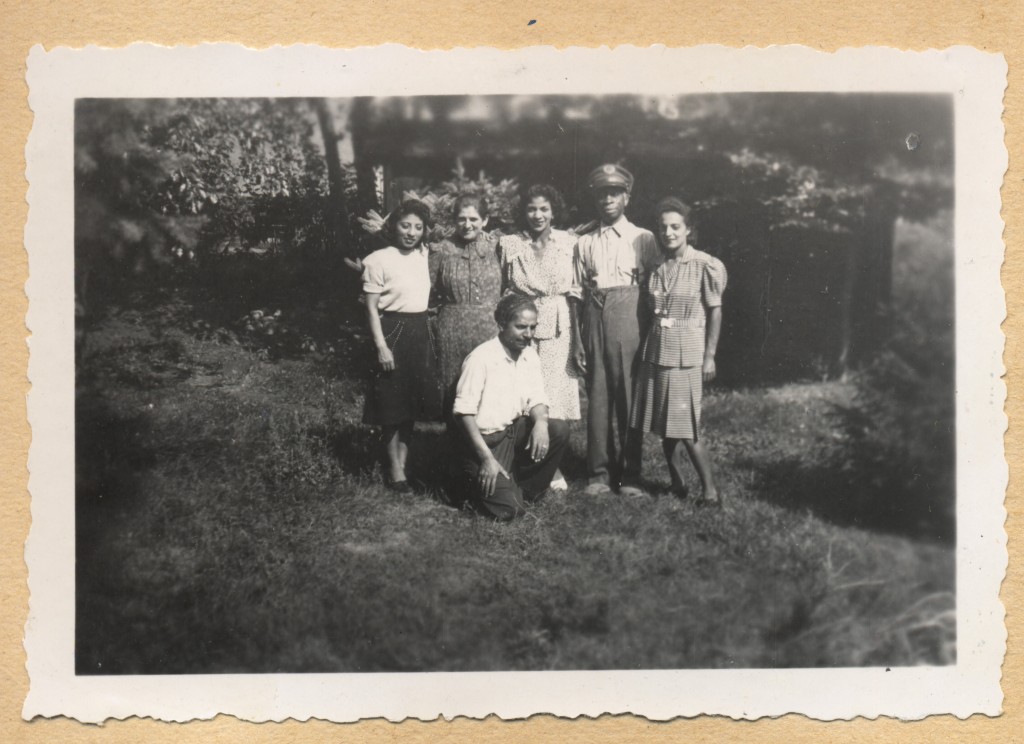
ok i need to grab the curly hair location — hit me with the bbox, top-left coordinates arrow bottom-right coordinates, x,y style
388,199 -> 433,247
494,293 -> 539,328
518,183 -> 566,230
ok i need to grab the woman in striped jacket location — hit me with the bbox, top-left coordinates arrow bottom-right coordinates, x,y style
630,197 -> 727,505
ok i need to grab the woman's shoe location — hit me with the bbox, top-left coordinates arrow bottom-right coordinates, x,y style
669,485 -> 690,500
695,491 -> 723,508
550,476 -> 569,492
387,480 -> 413,493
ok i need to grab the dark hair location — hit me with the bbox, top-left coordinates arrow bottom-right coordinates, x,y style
452,194 -> 489,220
494,293 -> 538,327
519,184 -> 566,230
654,197 -> 698,244
654,197 -> 692,222
388,199 -> 432,247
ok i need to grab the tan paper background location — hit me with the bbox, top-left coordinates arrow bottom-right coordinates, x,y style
1,2 -> 1018,740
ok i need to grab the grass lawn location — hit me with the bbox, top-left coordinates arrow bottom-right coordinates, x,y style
75,306 -> 955,674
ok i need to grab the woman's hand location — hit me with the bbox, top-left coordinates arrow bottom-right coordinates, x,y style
357,209 -> 387,235
527,420 -> 551,462
572,344 -> 588,376
377,345 -> 395,372
478,455 -> 509,498
702,355 -> 717,383
344,256 -> 365,273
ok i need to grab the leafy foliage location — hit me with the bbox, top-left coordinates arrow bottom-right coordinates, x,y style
76,98 -> 335,284
382,158 -> 522,244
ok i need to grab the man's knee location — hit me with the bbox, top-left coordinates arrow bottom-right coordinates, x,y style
476,479 -> 527,521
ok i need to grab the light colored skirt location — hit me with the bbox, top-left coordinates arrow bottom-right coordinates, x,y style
630,363 -> 702,440
533,330 -> 581,421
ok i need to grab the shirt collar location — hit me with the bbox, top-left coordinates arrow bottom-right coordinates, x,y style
494,336 -> 519,364
494,336 -> 535,365
599,216 -> 632,238
667,245 -> 700,264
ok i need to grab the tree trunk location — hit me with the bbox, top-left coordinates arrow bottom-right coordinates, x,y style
311,98 -> 352,256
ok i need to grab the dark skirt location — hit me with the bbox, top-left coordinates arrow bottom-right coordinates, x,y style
363,311 -> 443,425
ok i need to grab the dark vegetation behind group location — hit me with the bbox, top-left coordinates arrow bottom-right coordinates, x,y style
75,96 -> 956,542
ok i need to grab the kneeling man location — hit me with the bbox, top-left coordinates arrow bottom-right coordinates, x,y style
452,294 -> 570,521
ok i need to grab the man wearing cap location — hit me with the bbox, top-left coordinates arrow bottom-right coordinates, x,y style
574,164 -> 662,496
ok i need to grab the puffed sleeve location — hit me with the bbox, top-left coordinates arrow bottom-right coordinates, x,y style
361,250 -> 387,295
701,255 -> 727,308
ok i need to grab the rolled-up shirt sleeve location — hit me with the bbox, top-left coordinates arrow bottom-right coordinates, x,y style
361,253 -> 386,295
452,356 -> 486,416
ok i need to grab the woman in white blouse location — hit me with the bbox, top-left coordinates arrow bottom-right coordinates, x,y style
362,199 -> 443,492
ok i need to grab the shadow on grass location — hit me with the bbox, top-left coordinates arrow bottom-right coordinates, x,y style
75,401 -> 157,674
737,401 -> 955,545
322,421 -> 464,508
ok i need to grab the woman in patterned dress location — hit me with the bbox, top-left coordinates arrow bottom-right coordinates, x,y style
429,195 -> 504,416
498,185 -> 583,489
630,197 -> 727,505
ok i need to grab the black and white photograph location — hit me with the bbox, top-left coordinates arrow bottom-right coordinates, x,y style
23,44 -> 1005,722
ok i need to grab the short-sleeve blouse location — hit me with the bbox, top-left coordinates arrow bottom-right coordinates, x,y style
361,246 -> 431,313
640,246 -> 727,368
498,229 -> 581,340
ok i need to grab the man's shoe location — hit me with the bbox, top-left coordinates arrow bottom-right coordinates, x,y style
583,482 -> 612,496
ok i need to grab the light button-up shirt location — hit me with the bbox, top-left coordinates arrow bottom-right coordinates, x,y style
453,337 -> 549,435
575,216 -> 661,290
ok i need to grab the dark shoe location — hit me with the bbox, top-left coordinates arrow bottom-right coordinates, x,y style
668,484 -> 690,500
387,480 -> 413,493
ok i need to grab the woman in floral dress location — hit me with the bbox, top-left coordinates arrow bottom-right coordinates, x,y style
498,184 -> 583,425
